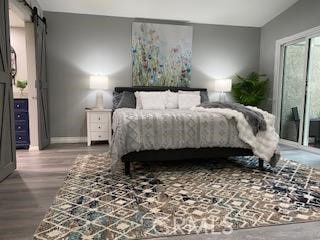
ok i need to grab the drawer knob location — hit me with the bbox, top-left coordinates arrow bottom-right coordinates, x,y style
98,126 -> 101,129
18,137 -> 22,140
18,126 -> 21,129
17,115 -> 20,117
17,104 -> 20,107
98,117 -> 101,120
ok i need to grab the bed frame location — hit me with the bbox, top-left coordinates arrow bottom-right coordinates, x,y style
114,87 -> 264,176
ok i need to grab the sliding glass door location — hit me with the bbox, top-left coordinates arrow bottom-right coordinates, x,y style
279,34 -> 320,150
280,40 -> 307,143
303,36 -> 320,148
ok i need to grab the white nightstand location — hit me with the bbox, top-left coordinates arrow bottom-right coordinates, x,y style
86,109 -> 112,146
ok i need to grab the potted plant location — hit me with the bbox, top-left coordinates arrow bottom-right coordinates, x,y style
232,72 -> 268,106
16,80 -> 27,96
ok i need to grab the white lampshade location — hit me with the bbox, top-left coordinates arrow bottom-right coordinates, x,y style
214,79 -> 232,92
90,75 -> 109,90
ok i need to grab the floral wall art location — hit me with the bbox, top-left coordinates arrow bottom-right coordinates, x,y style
132,22 -> 193,86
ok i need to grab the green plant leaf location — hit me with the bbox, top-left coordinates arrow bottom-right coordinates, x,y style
17,80 -> 27,89
231,72 -> 268,106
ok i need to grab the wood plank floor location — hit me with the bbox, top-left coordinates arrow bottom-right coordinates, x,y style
0,143 -> 319,240
0,143 -> 106,240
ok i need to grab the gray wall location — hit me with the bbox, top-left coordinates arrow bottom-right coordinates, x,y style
260,0 -> 320,111
45,12 -> 260,138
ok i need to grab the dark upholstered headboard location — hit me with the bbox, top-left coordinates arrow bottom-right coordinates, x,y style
114,86 -> 207,93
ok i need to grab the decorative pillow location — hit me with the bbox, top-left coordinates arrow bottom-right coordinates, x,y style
200,91 -> 209,103
117,91 -> 136,108
178,93 -> 201,109
178,90 -> 200,95
165,91 -> 179,109
113,92 -> 123,110
178,90 -> 208,103
134,92 -> 143,109
140,92 -> 166,110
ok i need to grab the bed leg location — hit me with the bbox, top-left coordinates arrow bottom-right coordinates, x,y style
258,159 -> 264,170
125,162 -> 131,176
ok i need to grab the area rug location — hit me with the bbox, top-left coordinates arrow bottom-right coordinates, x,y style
33,153 -> 320,240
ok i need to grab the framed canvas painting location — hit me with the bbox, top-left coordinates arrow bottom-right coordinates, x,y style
132,22 -> 193,87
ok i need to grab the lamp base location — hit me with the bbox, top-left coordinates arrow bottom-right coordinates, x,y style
94,91 -> 104,109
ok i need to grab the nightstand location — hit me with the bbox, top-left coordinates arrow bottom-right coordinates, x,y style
86,109 -> 112,146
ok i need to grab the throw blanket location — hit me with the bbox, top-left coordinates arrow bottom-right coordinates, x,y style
192,106 -> 279,165
198,102 -> 266,135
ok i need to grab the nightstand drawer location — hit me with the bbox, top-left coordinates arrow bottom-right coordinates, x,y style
90,131 -> 108,141
89,113 -> 109,123
89,123 -> 108,132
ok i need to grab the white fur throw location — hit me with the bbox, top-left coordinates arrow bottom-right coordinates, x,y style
192,106 -> 279,162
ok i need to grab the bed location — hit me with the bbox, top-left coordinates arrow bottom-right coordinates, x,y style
111,87 -> 279,176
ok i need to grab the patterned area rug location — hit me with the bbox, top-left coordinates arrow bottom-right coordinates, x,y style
34,153 -> 320,240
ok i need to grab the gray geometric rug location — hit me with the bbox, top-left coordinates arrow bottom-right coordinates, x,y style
33,153 -> 320,240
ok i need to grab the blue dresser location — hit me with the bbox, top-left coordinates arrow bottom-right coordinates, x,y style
14,99 -> 30,149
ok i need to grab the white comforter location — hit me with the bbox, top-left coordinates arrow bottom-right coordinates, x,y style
111,107 -> 279,167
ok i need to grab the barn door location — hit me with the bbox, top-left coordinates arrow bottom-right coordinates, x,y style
34,14 -> 50,149
0,0 -> 16,181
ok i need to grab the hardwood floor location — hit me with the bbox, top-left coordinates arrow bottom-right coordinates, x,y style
0,143 -> 319,240
0,143 -> 106,240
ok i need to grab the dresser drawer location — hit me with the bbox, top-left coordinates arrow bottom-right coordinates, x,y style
89,123 -> 108,132
14,99 -> 28,111
16,131 -> 29,143
90,131 -> 108,141
89,113 -> 109,123
15,121 -> 28,131
15,111 -> 28,121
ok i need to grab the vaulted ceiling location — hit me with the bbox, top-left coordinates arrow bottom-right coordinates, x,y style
37,0 -> 298,27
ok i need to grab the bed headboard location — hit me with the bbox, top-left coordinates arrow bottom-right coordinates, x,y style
114,86 -> 207,93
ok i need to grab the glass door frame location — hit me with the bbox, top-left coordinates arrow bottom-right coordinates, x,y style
273,25 -> 320,153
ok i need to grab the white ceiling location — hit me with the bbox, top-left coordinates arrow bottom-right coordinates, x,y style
9,9 -> 25,28
37,0 -> 298,27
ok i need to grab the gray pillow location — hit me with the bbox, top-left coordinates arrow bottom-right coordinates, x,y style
200,91 -> 209,103
113,92 -> 123,110
117,91 -> 136,108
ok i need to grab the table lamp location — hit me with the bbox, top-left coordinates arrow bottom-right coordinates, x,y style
214,79 -> 232,102
90,75 -> 109,109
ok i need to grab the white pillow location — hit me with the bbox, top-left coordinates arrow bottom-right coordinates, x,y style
178,90 -> 200,96
134,91 -> 143,109
140,92 -> 166,110
165,91 -> 178,109
178,93 -> 201,109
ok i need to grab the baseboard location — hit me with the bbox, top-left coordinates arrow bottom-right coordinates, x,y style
29,145 -> 40,151
50,137 -> 87,144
